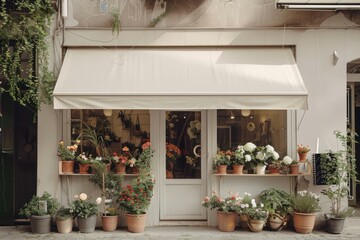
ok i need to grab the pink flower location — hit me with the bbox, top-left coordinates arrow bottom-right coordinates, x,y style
122,147 -> 129,152
204,196 -> 210,203
142,142 -> 151,150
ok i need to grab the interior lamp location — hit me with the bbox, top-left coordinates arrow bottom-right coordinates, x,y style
241,110 -> 251,117
103,109 -> 113,117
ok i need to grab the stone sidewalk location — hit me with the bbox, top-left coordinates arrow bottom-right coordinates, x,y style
1,225 -> 360,240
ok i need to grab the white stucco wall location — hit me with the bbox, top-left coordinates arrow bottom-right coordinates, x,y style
38,8 -> 360,225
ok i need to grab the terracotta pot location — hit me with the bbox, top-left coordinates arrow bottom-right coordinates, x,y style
29,215 -> 51,234
232,165 -> 244,174
293,212 -> 316,234
267,214 -> 286,231
77,215 -> 97,233
256,165 -> 266,175
216,211 -> 237,232
61,160 -> 74,174
126,213 -> 147,233
78,164 -> 90,174
239,213 -> 249,229
298,153 -> 307,162
101,215 -> 118,232
269,165 -> 280,174
115,163 -> 126,174
248,219 -> 266,232
290,164 -> 300,174
56,218 -> 73,233
216,165 -> 227,174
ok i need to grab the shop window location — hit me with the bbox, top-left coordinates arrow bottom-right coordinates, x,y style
217,110 -> 287,157
70,110 -> 150,158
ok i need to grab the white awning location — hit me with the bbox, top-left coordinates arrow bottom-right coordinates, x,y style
53,47 -> 308,110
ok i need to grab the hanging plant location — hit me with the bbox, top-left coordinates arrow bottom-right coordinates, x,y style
0,0 -> 56,114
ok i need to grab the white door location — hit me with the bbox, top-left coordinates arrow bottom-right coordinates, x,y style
160,110 -> 207,220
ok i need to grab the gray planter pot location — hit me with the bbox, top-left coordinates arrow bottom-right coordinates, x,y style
326,217 -> 345,234
77,215 -> 97,233
29,215 -> 52,234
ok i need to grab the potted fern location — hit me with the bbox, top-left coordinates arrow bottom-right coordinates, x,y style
320,130 -> 357,234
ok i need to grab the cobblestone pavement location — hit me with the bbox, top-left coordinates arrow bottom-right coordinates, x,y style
1,225 -> 360,240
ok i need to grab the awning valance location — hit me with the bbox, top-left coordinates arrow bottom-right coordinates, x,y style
53,47 -> 308,110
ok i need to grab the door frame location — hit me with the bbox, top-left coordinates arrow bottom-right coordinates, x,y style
159,110 -> 207,221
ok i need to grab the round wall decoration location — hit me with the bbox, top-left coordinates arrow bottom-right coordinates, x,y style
247,122 -> 255,132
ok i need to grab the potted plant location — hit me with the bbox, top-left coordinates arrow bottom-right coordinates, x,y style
259,188 -> 293,231
71,193 -> 102,233
202,191 -> 240,232
76,153 -> 95,174
289,159 -> 299,174
89,164 -> 123,232
57,140 -> 80,173
291,190 -> 321,234
213,150 -> 232,174
240,142 -> 257,174
117,174 -> 155,233
245,200 -> 268,232
232,146 -> 245,174
320,130 -> 357,234
280,156 -> 294,175
297,144 -> 310,162
19,191 -> 59,234
112,147 -> 137,174
237,192 -> 253,229
54,206 -> 74,234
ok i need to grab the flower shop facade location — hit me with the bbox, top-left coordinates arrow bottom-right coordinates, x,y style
39,1 -> 360,227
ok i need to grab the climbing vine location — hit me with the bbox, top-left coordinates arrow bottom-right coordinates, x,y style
0,0 -> 56,113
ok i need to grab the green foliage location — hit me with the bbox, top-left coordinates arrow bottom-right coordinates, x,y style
259,188 -> 293,217
202,192 -> 241,213
213,150 -> 232,168
136,142 -> 153,169
19,191 -> 59,217
0,0 -> 56,114
320,129 -> 357,218
148,11 -> 167,27
89,164 -> 123,216
55,206 -> 74,221
291,190 -> 321,214
246,206 -> 268,221
70,193 -> 100,218
117,173 -> 154,215
111,8 -> 121,37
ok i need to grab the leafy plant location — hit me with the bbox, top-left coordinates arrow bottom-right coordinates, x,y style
212,150 -> 232,168
55,206 -> 74,221
0,0 -> 56,115
259,188 -> 293,217
57,140 -> 80,160
88,164 -> 123,216
70,193 -> 101,218
320,129 -> 357,218
19,191 -> 59,217
136,141 -> 153,169
202,191 -> 241,213
291,190 -> 321,214
117,173 -> 154,215
111,8 -> 121,38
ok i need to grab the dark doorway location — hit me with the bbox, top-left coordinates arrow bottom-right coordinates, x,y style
0,94 -> 37,225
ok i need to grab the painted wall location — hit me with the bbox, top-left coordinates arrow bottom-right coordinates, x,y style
37,1 -> 360,227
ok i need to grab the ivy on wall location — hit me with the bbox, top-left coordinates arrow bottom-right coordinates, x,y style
0,0 -> 56,113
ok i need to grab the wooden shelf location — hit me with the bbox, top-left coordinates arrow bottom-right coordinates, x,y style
214,173 -> 310,177
59,173 -> 139,176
